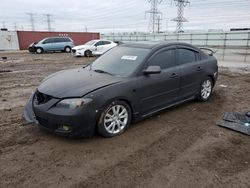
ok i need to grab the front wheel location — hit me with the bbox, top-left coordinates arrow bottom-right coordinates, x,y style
84,50 -> 92,57
197,77 -> 213,102
64,46 -> 71,53
97,101 -> 132,138
36,47 -> 43,54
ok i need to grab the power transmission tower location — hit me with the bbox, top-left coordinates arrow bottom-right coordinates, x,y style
145,0 -> 163,33
26,13 -> 36,31
43,14 -> 53,31
156,16 -> 162,33
172,0 -> 190,33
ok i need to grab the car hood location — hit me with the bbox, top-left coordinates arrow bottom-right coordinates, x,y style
29,42 -> 38,47
72,44 -> 92,50
38,68 -> 123,98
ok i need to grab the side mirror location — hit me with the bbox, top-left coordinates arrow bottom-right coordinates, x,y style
143,66 -> 161,75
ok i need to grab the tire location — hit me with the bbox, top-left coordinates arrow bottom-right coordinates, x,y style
84,50 -> 92,57
36,47 -> 43,54
64,46 -> 71,53
97,100 -> 132,138
197,77 -> 213,102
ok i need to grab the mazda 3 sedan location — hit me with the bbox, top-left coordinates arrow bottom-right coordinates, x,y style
71,39 -> 117,57
24,42 -> 218,138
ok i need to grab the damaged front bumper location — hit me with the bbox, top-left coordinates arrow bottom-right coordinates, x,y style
23,92 -> 38,124
23,91 -> 96,137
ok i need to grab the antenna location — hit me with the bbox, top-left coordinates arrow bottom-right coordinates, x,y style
145,0 -> 163,33
172,0 -> 190,33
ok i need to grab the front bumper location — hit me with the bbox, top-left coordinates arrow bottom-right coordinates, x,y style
71,49 -> 85,56
28,46 -> 36,53
23,92 -> 96,137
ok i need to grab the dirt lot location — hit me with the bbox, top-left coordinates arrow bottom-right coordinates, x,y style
0,51 -> 250,188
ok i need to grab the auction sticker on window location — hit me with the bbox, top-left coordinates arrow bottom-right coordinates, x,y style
121,55 -> 137,61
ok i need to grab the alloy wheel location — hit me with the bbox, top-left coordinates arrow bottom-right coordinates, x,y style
201,80 -> 212,100
104,105 -> 128,134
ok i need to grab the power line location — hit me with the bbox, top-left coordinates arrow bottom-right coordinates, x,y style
172,0 -> 190,33
145,0 -> 163,33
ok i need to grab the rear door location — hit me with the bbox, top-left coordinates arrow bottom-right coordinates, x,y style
136,47 -> 181,115
176,46 -> 203,99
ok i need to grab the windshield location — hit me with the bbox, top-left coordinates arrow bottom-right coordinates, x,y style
85,40 -> 97,45
89,46 -> 150,76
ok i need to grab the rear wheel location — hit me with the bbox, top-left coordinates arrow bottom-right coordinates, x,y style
36,47 -> 43,54
97,101 -> 131,138
84,50 -> 92,57
64,46 -> 71,53
197,77 -> 213,102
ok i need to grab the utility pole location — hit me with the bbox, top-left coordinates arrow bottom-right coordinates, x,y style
26,13 -> 35,31
43,14 -> 53,31
85,25 -> 88,32
14,22 -> 17,31
145,0 -> 163,33
172,0 -> 190,33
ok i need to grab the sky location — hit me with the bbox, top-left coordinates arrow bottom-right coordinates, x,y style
0,0 -> 250,33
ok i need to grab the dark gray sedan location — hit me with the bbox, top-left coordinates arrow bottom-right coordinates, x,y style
24,42 -> 218,138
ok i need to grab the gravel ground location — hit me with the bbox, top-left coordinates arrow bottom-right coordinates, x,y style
0,51 -> 250,188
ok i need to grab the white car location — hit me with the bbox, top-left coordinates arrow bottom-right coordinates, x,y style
71,40 -> 117,57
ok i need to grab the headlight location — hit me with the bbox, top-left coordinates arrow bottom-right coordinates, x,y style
56,98 -> 92,109
77,48 -> 85,51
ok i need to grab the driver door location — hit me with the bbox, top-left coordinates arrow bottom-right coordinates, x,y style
135,47 -> 181,115
94,41 -> 104,55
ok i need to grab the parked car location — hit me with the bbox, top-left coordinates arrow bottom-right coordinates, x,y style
24,42 -> 218,138
71,39 -> 117,57
28,37 -> 74,54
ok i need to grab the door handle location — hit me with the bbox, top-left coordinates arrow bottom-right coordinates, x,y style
196,66 -> 203,71
170,73 -> 178,78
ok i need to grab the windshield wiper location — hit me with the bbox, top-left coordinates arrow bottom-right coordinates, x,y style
93,69 -> 113,75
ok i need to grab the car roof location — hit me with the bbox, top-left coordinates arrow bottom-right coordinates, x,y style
120,41 -> 199,50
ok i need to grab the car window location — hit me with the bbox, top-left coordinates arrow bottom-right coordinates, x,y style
61,38 -> 71,42
43,38 -> 54,44
85,40 -> 97,45
103,41 -> 111,45
90,46 -> 150,76
148,49 -> 176,70
52,38 -> 60,43
95,41 -> 104,46
177,48 -> 197,65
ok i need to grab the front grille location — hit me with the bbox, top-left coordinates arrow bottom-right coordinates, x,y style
34,91 -> 52,105
72,49 -> 76,53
